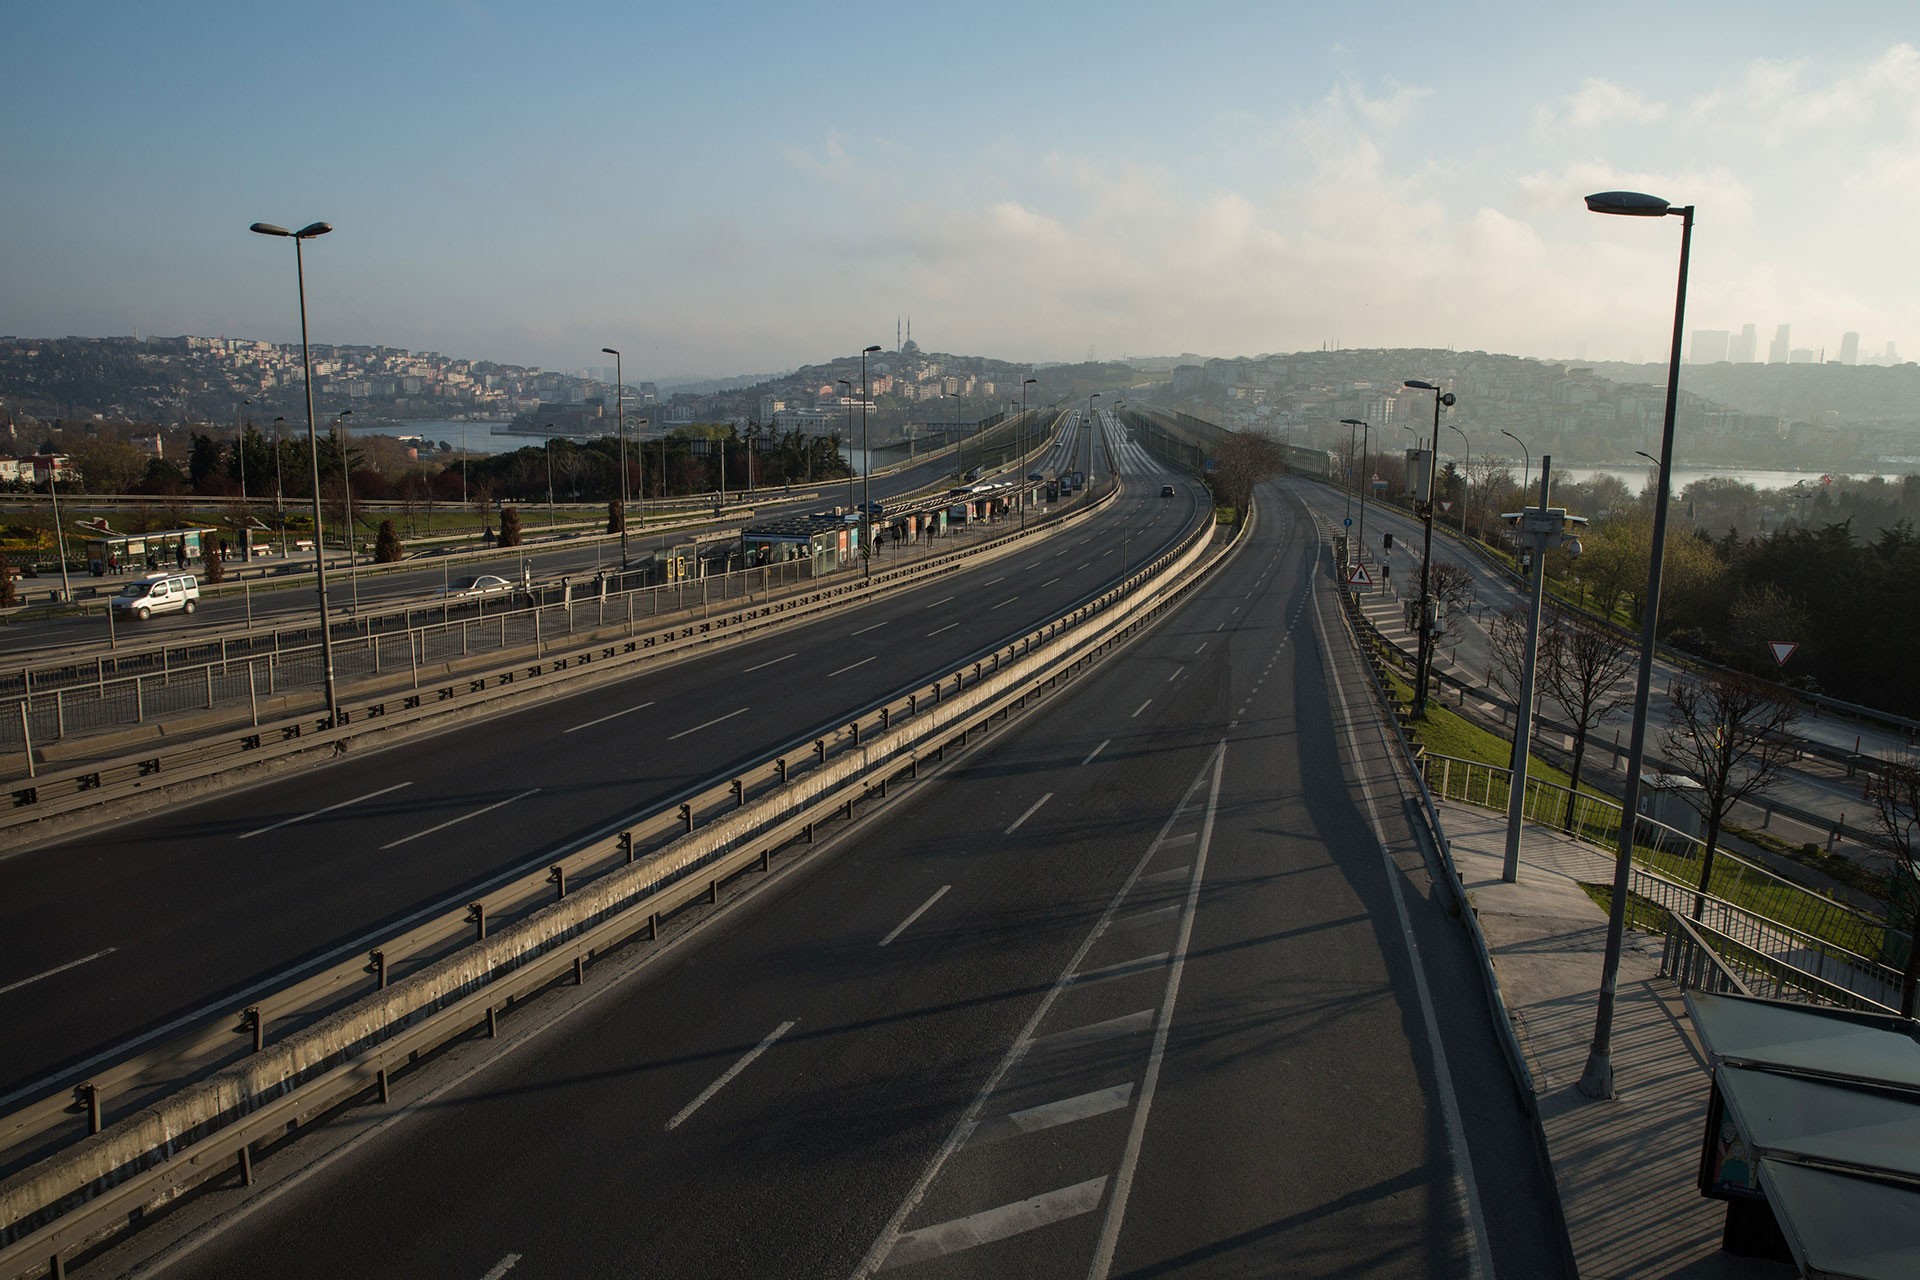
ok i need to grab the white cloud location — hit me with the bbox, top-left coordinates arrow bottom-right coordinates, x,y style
1534,78 -> 1669,138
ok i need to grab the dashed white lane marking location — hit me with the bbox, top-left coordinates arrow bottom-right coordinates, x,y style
991,596 -> 1019,610
564,700 -> 656,733
1165,669 -> 1180,683
926,622 -> 959,637
1130,699 -> 1152,718
1005,792 -> 1054,835
0,948 -> 117,997
828,655 -> 878,678
965,1085 -> 1135,1148
880,886 -> 951,947
665,1019 -> 796,1131
669,706 -> 749,741
1042,577 -> 1060,587
742,653 -> 795,674
879,1177 -> 1109,1271
478,1254 -> 522,1280
852,620 -> 889,636
1194,642 -> 1208,654
1111,903 -> 1181,931
1080,739 -> 1109,766
239,782 -> 414,841
381,789 -> 541,851
921,595 -> 956,610
1067,953 -> 1170,987
1137,865 -> 1191,884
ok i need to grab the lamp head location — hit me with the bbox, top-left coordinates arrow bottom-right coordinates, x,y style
1585,190 -> 1671,217
864,344 -> 882,354
1441,392 -> 1456,407
1339,417 -> 1367,427
249,222 -> 290,238
1404,379 -> 1435,391
1024,377 -> 1037,385
601,346 -> 619,356
294,222 -> 332,239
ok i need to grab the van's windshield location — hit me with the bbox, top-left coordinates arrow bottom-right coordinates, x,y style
116,582 -> 155,597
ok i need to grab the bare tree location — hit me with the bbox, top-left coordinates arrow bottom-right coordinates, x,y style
1867,749 -> 1920,1016
1540,613 -> 1637,827
1428,559 -> 1476,621
1209,430 -> 1285,519
1661,672 -> 1803,918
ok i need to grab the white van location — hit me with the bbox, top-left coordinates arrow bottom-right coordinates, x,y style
110,572 -> 200,620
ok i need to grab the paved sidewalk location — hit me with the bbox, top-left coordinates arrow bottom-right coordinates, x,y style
1437,800 -> 1799,1280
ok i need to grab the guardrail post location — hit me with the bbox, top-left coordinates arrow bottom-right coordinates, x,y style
932,681 -> 941,704
731,778 -> 744,807
619,831 -> 633,863
574,954 -> 586,985
908,693 -> 917,716
205,665 -> 214,709
238,1142 -> 254,1186
73,1081 -> 102,1136
680,802 -> 693,832
366,949 -> 387,990
240,1006 -> 264,1052
776,758 -> 788,784
851,720 -> 861,746
549,864 -> 567,899
486,1005 -> 498,1038
467,902 -> 486,940
880,706 -> 890,730
814,738 -> 826,763
805,820 -> 814,843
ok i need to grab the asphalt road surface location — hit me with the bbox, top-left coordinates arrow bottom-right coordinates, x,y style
130,476 -> 1568,1280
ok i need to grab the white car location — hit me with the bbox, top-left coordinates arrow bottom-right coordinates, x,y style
445,573 -> 515,598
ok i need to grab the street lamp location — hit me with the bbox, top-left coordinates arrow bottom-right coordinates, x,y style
1404,379 -> 1455,716
861,345 -> 881,575
1501,429 -> 1531,497
46,463 -> 72,605
249,219 -> 339,725
1085,393 -> 1100,493
272,416 -> 287,558
235,398 -> 250,558
1340,418 -> 1371,562
602,347 -> 628,567
838,378 -> 855,512
1021,377 -> 1038,525
1578,189 -> 1695,1102
336,409 -> 358,613
545,428 -> 557,525
1446,423 -> 1470,537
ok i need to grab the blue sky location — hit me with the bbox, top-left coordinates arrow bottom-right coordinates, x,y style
5,1 -> 1917,381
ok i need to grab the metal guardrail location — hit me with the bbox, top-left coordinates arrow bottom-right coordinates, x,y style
0,498 -> 1119,835
0,475 -> 1225,1278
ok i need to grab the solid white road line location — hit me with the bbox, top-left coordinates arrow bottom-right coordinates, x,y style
880,1178 -> 1109,1271
828,655 -> 877,678
1313,550 -> 1494,1278
879,885 -> 951,947
1080,739 -> 1109,766
1130,699 -> 1152,718
668,706 -> 750,741
1004,792 -> 1053,835
478,1254 -> 522,1280
238,782 -> 414,841
381,789 -> 541,851
563,701 -> 656,734
926,622 -> 958,637
664,1019 -> 795,1131
1088,742 -> 1226,1276
0,947 -> 117,998
743,653 -> 796,674
851,620 -> 889,636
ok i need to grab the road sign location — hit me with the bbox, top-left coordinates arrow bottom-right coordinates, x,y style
1767,640 -> 1799,668
1440,500 -> 1453,512
1343,517 -> 1353,528
1347,564 -> 1373,587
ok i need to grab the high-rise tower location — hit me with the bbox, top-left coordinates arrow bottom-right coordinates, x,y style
1769,324 -> 1791,364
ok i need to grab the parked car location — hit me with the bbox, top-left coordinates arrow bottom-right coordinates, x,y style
445,573 -> 514,598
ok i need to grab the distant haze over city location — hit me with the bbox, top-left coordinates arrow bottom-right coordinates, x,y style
3,5 -> 1916,380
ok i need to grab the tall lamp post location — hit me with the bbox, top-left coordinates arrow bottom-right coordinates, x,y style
1021,377 -> 1038,524
1502,428 -> 1531,498
235,398 -> 250,558
1404,379 -> 1455,716
545,430 -> 557,525
1340,418 -> 1371,569
601,347 -> 628,567
1446,423 -> 1470,537
861,344 -> 881,576
1085,393 -> 1100,493
250,219 -> 339,725
272,416 -> 288,558
46,463 -> 72,604
837,378 -> 855,511
336,409 -> 358,612
1578,190 -> 1695,1101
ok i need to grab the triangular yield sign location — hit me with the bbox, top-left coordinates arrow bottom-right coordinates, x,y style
1348,565 -> 1373,587
1767,640 -> 1798,668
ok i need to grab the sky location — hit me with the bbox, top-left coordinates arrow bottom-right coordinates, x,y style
5,1 -> 1918,382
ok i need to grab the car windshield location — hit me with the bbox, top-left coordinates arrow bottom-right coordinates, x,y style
116,582 -> 152,597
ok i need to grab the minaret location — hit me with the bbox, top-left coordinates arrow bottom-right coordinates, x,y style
896,317 -> 902,351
